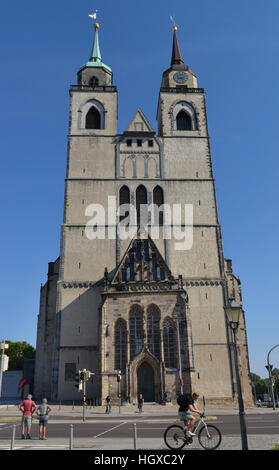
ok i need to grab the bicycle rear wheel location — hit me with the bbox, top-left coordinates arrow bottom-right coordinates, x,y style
198,424 -> 222,450
164,425 -> 186,450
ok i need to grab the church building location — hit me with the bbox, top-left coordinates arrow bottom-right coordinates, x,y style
34,19 -> 253,407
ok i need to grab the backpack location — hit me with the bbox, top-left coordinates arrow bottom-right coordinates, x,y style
177,394 -> 186,406
177,393 -> 192,407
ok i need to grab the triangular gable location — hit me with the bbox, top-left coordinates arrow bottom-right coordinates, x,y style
111,228 -> 175,285
124,108 -> 155,133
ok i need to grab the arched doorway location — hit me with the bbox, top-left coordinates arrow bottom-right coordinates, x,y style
137,362 -> 155,402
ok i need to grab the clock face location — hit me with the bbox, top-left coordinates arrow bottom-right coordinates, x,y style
173,71 -> 188,84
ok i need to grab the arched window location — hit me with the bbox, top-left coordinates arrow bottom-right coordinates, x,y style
85,106 -> 101,129
153,186 -> 164,226
136,185 -> 148,225
129,305 -> 144,360
176,111 -> 192,130
119,186 -> 130,222
115,320 -> 127,371
147,305 -> 161,360
89,76 -> 99,87
129,254 -> 135,281
79,99 -> 105,129
163,319 -> 176,368
152,254 -> 157,281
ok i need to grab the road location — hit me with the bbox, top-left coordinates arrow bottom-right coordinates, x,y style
0,412 -> 279,440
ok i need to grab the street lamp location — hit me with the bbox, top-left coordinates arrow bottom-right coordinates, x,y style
225,301 -> 248,450
266,344 -> 279,411
0,341 -> 9,403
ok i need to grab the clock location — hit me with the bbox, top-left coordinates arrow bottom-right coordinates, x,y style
173,71 -> 188,84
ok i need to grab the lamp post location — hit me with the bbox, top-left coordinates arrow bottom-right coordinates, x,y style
0,341 -> 9,403
225,301 -> 248,450
266,344 -> 279,411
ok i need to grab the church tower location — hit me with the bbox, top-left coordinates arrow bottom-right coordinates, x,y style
34,21 -> 253,407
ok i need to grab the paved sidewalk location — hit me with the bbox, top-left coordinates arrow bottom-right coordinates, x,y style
1,404 -> 279,417
0,434 -> 278,450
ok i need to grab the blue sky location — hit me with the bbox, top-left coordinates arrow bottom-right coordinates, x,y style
0,0 -> 278,379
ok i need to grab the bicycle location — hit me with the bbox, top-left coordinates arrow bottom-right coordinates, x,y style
164,414 -> 222,450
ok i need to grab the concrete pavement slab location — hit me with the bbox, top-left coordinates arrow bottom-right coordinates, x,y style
0,434 -> 278,450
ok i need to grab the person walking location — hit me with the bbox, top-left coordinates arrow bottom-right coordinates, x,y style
138,394 -> 144,413
105,395 -> 111,414
18,394 -> 37,439
36,398 -> 52,440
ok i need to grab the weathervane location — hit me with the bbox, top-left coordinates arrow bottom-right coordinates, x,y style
170,15 -> 178,32
89,9 -> 102,29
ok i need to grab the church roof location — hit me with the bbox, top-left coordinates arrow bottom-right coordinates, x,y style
162,26 -> 195,76
124,108 -> 155,135
171,28 -> 184,66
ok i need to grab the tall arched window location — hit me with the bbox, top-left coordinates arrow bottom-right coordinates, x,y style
153,186 -> 164,226
163,319 -> 176,368
115,320 -> 127,371
79,99 -> 105,129
136,185 -> 148,225
129,305 -> 144,360
147,305 -> 161,360
176,110 -> 192,130
89,76 -> 99,87
119,185 -> 130,222
85,106 -> 101,129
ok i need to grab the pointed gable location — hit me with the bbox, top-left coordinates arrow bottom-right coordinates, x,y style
124,108 -> 155,134
111,229 -> 175,286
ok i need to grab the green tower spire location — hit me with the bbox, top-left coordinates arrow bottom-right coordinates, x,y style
89,23 -> 102,63
79,22 -> 112,72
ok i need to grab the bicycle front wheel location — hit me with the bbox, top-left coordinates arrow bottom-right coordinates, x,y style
164,425 -> 186,450
198,424 -> 222,450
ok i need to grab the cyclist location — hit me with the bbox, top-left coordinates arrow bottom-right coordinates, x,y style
177,392 -> 204,437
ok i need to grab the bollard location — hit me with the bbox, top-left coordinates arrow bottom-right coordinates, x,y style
72,401 -> 74,410
133,423 -> 137,451
59,401 -> 61,411
10,424 -> 16,450
69,424 -> 73,450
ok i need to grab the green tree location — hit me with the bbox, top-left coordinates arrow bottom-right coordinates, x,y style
5,341 -> 35,370
272,368 -> 279,394
250,372 -> 269,400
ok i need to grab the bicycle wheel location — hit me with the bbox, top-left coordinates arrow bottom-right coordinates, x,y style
198,424 -> 222,450
164,425 -> 186,450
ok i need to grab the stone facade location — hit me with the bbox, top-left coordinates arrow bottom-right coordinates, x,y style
34,25 -> 253,407
34,258 -> 59,399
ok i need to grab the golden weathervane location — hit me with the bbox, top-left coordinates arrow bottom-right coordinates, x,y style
89,9 -> 102,29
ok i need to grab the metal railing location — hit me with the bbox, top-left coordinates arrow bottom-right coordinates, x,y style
70,85 -> 117,92
1,416 -> 139,450
160,87 -> 204,93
